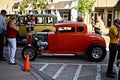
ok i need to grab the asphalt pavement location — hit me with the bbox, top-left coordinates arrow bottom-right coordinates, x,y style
0,24 -> 110,80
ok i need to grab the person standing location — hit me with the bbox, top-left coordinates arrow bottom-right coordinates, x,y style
30,15 -> 35,25
116,30 -> 120,67
106,19 -> 120,78
24,15 -> 34,33
6,16 -> 19,65
0,10 -> 7,61
116,19 -> 120,67
77,16 -> 84,22
92,14 -> 105,36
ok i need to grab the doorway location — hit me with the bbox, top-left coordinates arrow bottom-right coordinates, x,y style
107,14 -> 112,27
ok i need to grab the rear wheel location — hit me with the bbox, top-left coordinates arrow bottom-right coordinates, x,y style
87,44 -> 106,62
22,46 -> 37,61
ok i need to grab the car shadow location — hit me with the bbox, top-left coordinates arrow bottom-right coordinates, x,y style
36,54 -> 96,63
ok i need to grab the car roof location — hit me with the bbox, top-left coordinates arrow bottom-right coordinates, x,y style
6,14 -> 19,16
6,14 -> 57,18
54,22 -> 87,28
19,14 -> 57,18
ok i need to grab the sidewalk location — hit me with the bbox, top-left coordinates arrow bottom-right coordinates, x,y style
0,60 -> 43,80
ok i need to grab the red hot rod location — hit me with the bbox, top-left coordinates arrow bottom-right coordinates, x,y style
22,22 -> 106,62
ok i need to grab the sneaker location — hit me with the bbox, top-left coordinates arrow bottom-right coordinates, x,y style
9,63 -> 16,65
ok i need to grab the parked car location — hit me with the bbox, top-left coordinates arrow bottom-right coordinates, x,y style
22,22 -> 106,62
6,14 -> 57,41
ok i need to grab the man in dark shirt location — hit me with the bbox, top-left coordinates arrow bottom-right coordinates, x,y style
24,15 -> 34,33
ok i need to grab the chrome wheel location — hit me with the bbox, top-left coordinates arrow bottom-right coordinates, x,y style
91,47 -> 103,59
87,44 -> 106,62
22,46 -> 37,61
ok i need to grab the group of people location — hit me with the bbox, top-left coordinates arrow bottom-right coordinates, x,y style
91,14 -> 120,78
91,15 -> 120,78
0,9 -> 19,65
77,15 -> 120,78
0,10 -> 35,65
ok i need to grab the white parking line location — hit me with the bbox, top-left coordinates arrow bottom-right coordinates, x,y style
39,64 -> 49,71
73,64 -> 82,80
52,63 -> 67,79
96,65 -> 101,80
31,62 -> 111,80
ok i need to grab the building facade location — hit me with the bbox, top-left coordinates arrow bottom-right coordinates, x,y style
42,0 -> 78,22
94,0 -> 119,27
44,0 -> 120,27
0,0 -> 23,14
0,0 -> 120,27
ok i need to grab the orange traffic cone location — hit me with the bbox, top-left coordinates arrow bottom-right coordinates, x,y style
23,54 -> 30,71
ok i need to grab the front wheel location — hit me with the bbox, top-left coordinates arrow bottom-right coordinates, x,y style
22,46 -> 37,61
87,44 -> 106,62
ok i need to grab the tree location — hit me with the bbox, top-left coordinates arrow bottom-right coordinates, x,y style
19,0 -> 46,14
74,0 -> 96,16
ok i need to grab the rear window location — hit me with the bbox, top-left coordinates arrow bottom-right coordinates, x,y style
77,27 -> 84,32
19,17 -> 25,24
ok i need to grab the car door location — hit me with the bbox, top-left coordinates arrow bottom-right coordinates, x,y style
48,27 -> 81,53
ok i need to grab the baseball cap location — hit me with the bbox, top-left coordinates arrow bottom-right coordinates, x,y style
114,19 -> 120,24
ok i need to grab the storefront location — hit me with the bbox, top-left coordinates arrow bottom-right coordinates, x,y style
41,1 -> 78,22
93,0 -> 118,27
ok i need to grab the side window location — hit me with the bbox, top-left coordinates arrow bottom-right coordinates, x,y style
36,16 -> 53,25
77,27 -> 84,32
58,27 -> 74,33
20,17 -> 25,24
45,17 -> 53,24
37,17 -> 44,25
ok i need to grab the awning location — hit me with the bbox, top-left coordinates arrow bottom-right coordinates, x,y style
13,2 -> 19,9
115,1 -> 120,11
